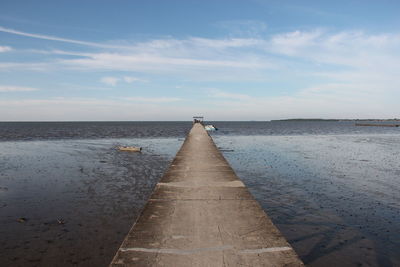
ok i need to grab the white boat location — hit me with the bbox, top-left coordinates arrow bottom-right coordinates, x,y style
204,125 -> 218,131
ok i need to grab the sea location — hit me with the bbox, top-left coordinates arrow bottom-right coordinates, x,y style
0,121 -> 399,266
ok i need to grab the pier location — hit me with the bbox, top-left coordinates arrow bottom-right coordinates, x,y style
111,123 -> 303,266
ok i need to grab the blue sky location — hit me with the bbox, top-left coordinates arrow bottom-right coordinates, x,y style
0,0 -> 399,121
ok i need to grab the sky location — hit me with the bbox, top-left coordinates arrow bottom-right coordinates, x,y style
0,0 -> 399,121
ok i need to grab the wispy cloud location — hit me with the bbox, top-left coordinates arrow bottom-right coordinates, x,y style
187,37 -> 261,48
207,88 -> 393,120
216,20 -> 268,37
123,76 -> 146,83
0,85 -> 38,92
0,26 -> 129,49
37,29 -> 399,84
267,30 -> 400,68
209,89 -> 252,100
0,45 -> 12,52
100,76 -> 119,86
3,27 -> 400,81
0,62 -> 52,71
62,53 -> 265,71
269,30 -> 323,55
0,25 -> 262,51
100,76 -> 146,86
1,26 -> 400,119
3,26 -> 400,72
122,97 -> 182,103
0,97 -> 188,121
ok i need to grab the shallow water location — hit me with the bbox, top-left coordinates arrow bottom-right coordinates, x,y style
213,134 -> 400,266
0,137 -> 182,266
0,121 -> 191,141
0,121 -> 399,266
210,120 -> 400,136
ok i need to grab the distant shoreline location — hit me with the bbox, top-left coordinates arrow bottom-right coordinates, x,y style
1,119 -> 400,123
271,118 -> 400,122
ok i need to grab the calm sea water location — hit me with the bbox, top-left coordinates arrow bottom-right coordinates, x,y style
0,121 -> 399,266
1,121 -> 398,141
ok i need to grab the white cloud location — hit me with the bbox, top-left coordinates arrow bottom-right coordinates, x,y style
100,76 -> 146,86
267,30 -> 400,69
49,29 -> 399,86
1,26 -> 400,119
3,27 -> 400,75
0,26 -> 129,49
0,97 -> 189,121
207,88 -> 394,120
188,37 -> 261,48
0,62 -> 51,71
209,89 -> 252,101
100,76 -> 119,86
62,53 -> 265,71
0,85 -> 38,92
0,25 -> 262,51
122,97 -> 182,103
270,30 -> 323,55
0,27 -> 272,78
123,76 -> 145,83
0,46 -> 12,52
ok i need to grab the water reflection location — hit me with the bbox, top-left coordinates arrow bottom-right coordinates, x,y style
214,134 -> 400,266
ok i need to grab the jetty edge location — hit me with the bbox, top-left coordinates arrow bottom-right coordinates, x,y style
110,123 -> 303,266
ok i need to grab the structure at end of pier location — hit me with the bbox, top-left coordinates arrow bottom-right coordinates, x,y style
110,123 -> 303,266
192,116 -> 204,124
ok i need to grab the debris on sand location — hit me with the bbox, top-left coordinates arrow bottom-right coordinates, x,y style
117,146 -> 142,152
17,217 -> 28,223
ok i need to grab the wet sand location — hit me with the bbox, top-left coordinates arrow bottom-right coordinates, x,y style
0,138 -> 181,266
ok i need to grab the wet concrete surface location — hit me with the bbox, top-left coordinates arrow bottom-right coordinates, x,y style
111,123 -> 303,266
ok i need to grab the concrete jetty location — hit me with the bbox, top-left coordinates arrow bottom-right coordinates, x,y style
111,123 -> 303,266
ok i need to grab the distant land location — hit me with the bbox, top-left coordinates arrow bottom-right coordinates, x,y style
271,118 -> 400,122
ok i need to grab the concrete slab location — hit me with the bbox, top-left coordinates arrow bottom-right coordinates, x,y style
110,123 -> 303,266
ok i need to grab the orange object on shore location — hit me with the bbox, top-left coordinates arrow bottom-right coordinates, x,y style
117,146 -> 142,152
